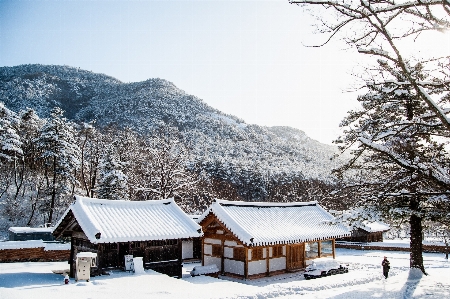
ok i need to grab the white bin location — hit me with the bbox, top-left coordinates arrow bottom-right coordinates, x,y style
76,252 -> 97,282
133,257 -> 145,274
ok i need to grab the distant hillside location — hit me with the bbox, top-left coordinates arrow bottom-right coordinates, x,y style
0,64 -> 342,180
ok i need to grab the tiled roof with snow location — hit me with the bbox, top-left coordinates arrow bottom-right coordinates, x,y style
198,199 -> 350,247
0,240 -> 70,250
359,221 -> 390,233
8,227 -> 54,233
0,240 -> 45,250
55,195 -> 202,244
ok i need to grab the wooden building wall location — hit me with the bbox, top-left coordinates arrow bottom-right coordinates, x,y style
69,231 -> 183,278
201,214 -> 336,279
339,229 -> 385,243
0,247 -> 70,262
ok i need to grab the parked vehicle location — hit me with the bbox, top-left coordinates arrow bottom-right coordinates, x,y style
303,259 -> 348,280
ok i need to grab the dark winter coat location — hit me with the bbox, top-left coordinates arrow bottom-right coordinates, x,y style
382,259 -> 390,271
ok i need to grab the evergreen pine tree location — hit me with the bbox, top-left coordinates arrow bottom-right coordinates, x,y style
35,107 -> 80,224
97,146 -> 128,200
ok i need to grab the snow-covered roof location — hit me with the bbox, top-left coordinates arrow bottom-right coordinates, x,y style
0,240 -> 70,251
54,195 -> 202,244
358,221 -> 390,233
198,199 -> 350,247
77,252 -> 97,258
0,240 -> 45,250
8,227 -> 54,233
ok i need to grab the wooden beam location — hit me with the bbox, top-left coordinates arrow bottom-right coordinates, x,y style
266,247 -> 270,276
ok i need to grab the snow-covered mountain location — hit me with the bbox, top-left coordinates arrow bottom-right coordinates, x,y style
0,64 -> 341,180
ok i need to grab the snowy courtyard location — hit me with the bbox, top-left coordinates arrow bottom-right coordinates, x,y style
0,248 -> 449,299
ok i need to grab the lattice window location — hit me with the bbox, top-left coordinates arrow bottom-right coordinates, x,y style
233,247 -> 245,261
272,245 -> 284,258
251,248 -> 264,260
211,244 -> 222,257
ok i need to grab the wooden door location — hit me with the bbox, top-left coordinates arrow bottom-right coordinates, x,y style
286,243 -> 305,270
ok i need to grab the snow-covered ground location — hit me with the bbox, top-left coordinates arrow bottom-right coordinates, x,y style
0,248 -> 449,299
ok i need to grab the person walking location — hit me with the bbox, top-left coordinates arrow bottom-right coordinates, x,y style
382,256 -> 390,279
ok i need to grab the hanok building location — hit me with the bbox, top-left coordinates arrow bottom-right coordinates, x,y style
341,221 -> 390,243
198,199 -> 350,279
9,226 -> 54,241
53,195 -> 202,278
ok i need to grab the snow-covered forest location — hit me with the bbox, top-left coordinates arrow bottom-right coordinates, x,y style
0,92 -> 345,239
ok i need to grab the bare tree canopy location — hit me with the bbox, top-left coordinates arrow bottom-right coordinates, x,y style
290,0 -> 450,129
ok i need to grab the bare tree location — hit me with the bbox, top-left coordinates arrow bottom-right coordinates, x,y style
136,126 -> 199,207
288,0 -> 450,273
290,0 -> 450,131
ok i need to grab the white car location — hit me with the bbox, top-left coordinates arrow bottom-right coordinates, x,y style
303,259 -> 348,280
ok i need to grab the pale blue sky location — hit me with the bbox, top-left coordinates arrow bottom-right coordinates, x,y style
0,0 -> 359,144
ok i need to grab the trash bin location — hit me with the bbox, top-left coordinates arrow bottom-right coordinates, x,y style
75,252 -> 97,282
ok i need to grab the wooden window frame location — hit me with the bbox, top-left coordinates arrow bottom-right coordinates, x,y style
305,241 -> 320,259
272,245 -> 284,258
233,247 -> 245,261
211,244 -> 222,257
251,247 -> 264,261
319,240 -> 333,257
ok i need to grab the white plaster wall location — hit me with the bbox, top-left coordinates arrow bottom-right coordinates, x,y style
269,257 -> 286,272
204,244 -> 212,255
224,240 -> 238,246
224,259 -> 244,275
283,245 -> 286,255
224,247 -> 233,259
248,260 -> 266,275
204,238 -> 221,245
204,255 -> 221,271
248,249 -> 252,260
182,240 -> 193,259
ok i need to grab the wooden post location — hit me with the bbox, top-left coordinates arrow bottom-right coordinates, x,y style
220,238 -> 224,274
266,247 -> 270,276
201,237 -> 205,266
318,240 -> 322,258
117,243 -> 120,268
244,247 -> 249,279
332,239 -> 336,259
69,236 -> 75,278
302,243 -> 306,268
178,239 -> 183,278
97,243 -> 103,276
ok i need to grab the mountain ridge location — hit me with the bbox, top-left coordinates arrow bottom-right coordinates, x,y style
0,64 -> 340,180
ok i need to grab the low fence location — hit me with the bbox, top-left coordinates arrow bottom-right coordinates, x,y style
0,240 -> 70,262
335,241 -> 449,254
